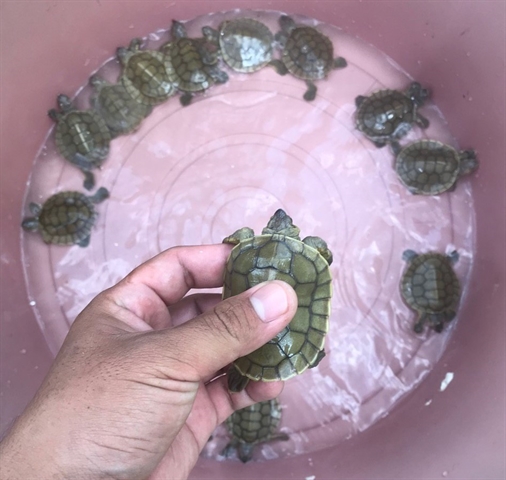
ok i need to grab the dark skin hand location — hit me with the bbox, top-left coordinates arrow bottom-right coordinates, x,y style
0,244 -> 297,480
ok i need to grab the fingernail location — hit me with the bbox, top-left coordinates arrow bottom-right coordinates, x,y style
250,282 -> 289,323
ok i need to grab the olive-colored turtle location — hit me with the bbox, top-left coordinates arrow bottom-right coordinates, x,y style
160,20 -> 228,106
355,82 -> 430,148
400,250 -> 461,334
273,15 -> 347,101
117,38 -> 176,106
89,75 -> 152,137
223,209 -> 333,392
223,399 -> 289,462
393,139 -> 478,195
21,187 -> 109,247
49,95 -> 111,191
203,18 -> 275,73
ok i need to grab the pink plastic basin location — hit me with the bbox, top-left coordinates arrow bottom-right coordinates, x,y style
1,2 -> 504,478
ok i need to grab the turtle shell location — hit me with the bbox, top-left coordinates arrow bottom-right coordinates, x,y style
219,18 -> 274,73
54,109 -> 111,167
90,81 -> 152,137
355,89 -> 416,142
395,140 -> 461,195
35,191 -> 100,245
121,50 -> 176,105
223,234 -> 332,382
281,26 -> 334,80
226,399 -> 282,446
400,253 -> 460,314
160,38 -> 213,92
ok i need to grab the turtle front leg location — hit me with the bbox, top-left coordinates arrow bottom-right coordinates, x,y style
354,95 -> 366,108
302,236 -> 333,265
415,112 -> 430,129
227,365 -> 250,392
223,227 -> 255,246
268,59 -> 288,76
303,80 -> 317,102
309,349 -> 326,368
180,92 -> 194,107
82,171 -> 96,191
413,312 -> 428,334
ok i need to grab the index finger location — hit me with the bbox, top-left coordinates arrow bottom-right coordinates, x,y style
120,243 -> 233,305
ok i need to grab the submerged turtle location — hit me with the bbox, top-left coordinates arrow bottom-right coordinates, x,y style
117,38 -> 176,106
203,18 -> 276,73
273,15 -> 347,101
223,399 -> 289,463
393,140 -> 479,195
223,209 -> 333,392
160,20 -> 228,106
49,94 -> 111,191
400,250 -> 461,334
89,75 -> 152,137
21,187 -> 109,247
355,82 -> 430,148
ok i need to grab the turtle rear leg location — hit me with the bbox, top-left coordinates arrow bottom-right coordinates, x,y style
83,171 -> 96,191
413,313 -> 428,334
180,92 -> 194,106
89,187 -> 109,204
354,95 -> 366,108
333,57 -> 347,69
77,235 -> 91,248
269,59 -> 288,76
223,227 -> 255,246
227,365 -> 250,392
303,81 -> 317,102
302,236 -> 333,266
309,349 -> 326,368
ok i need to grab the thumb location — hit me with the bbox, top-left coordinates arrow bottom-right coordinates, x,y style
155,280 -> 298,381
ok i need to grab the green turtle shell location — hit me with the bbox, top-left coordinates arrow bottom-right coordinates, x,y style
219,18 -> 274,73
29,191 -> 102,246
281,26 -> 334,80
224,234 -> 332,382
160,38 -> 213,93
355,89 -> 416,142
120,50 -> 176,105
401,253 -> 460,315
395,140 -> 462,195
226,399 -> 282,446
89,81 -> 152,137
53,109 -> 111,167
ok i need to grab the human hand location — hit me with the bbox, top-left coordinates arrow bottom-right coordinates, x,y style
0,244 -> 297,480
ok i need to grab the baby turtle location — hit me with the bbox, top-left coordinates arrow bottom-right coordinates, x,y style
400,250 -> 461,333
355,82 -> 430,148
117,38 -> 176,106
48,94 -> 111,191
160,20 -> 228,106
273,15 -> 347,101
89,75 -> 152,137
393,140 -> 478,195
223,209 -> 333,392
205,18 -> 275,73
21,188 -> 109,247
223,399 -> 289,463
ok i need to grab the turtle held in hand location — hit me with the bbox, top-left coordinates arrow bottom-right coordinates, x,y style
273,15 -> 347,101
117,38 -> 177,106
223,398 -> 288,463
160,20 -> 228,106
223,209 -> 333,392
21,188 -> 109,247
393,139 -> 478,195
89,75 -> 153,137
400,250 -> 461,334
49,94 -> 111,190
355,82 -> 430,148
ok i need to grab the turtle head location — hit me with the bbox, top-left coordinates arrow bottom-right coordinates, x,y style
262,209 -> 300,239
406,82 -> 430,106
279,15 -> 296,34
458,149 -> 479,176
57,94 -> 74,113
116,46 -> 129,64
202,26 -> 220,46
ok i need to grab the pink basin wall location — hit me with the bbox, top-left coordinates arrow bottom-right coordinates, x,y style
1,1 -> 504,478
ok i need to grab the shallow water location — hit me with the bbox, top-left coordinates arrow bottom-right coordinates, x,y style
21,9 -> 476,462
